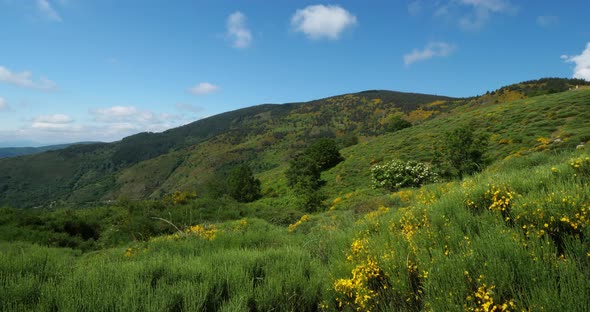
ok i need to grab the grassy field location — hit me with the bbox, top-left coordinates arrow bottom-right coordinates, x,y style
1,149 -> 589,311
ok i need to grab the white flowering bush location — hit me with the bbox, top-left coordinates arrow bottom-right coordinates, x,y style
371,159 -> 439,191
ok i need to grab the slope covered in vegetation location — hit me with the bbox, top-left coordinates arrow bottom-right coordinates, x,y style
1,79 -> 590,311
1,149 -> 589,311
2,78 -> 586,209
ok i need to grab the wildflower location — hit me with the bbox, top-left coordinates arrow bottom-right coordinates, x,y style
288,214 -> 311,232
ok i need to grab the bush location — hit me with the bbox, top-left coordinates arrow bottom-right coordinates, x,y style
227,164 -> 262,203
286,155 -> 323,192
371,159 -> 439,191
435,125 -> 488,178
303,138 -> 344,171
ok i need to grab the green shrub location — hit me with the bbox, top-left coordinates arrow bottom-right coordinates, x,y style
227,164 -> 261,203
370,159 -> 439,191
435,125 -> 488,178
303,138 -> 344,171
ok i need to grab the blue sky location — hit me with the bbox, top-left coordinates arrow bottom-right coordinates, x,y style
0,0 -> 589,145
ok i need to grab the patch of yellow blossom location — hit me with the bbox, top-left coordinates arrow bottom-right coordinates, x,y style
232,218 -> 249,231
485,185 -> 514,213
330,197 -> 342,210
465,283 -> 516,312
392,189 -> 415,205
333,257 -> 388,312
185,224 -> 218,240
406,108 -> 435,123
535,137 -> 551,151
347,237 -> 369,262
166,190 -> 197,205
570,155 -> 590,177
288,214 -> 310,232
123,246 -> 146,257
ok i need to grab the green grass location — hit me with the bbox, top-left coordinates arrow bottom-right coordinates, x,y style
2,150 -> 589,311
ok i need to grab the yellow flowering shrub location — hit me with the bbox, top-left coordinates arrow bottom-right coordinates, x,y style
535,137 -> 551,151
570,155 -> 590,178
185,224 -> 218,240
465,283 -> 516,312
165,190 -> 197,205
288,214 -> 310,232
466,185 -> 515,221
333,257 -> 389,312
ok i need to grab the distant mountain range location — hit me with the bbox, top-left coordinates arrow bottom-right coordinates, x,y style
0,142 -> 100,159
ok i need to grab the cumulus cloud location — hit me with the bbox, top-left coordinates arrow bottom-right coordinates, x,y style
536,15 -> 559,28
226,11 -> 252,48
189,82 -> 220,95
562,43 -> 590,81
0,66 -> 57,91
404,42 -> 455,66
9,104 -> 193,144
31,114 -> 77,131
291,4 -> 357,40
34,114 -> 73,124
37,0 -> 62,22
90,106 -> 156,123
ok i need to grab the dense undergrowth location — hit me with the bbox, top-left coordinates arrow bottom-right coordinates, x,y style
1,149 -> 589,311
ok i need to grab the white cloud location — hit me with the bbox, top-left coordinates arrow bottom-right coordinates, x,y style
34,114 -> 73,124
563,43 -> 590,81
404,42 -> 455,66
0,97 -> 8,112
189,82 -> 220,95
31,114 -> 77,131
536,15 -> 559,28
90,106 -> 145,122
226,11 -> 252,48
90,105 -> 179,126
37,0 -> 62,22
0,66 -> 57,90
8,105 -> 194,144
291,5 -> 357,40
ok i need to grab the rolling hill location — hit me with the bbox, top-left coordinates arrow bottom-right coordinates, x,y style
1,78 -> 590,311
0,142 -> 100,159
0,78 -> 588,209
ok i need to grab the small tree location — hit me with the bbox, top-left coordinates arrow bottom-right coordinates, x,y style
286,155 -> 322,192
303,138 -> 344,171
386,116 -> 412,133
227,164 -> 261,203
436,125 -> 488,178
285,138 -> 343,212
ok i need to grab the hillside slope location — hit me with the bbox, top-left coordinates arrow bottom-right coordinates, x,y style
0,78 -> 588,208
0,91 -> 454,208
